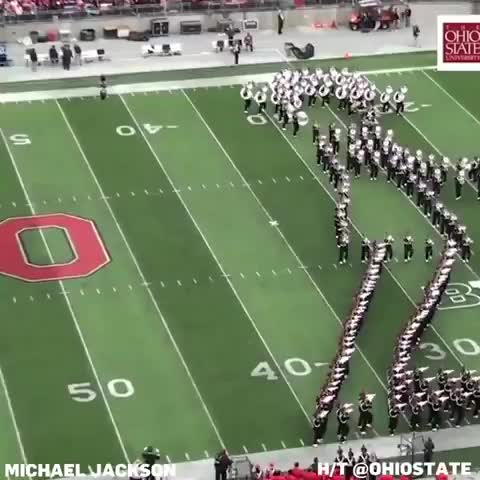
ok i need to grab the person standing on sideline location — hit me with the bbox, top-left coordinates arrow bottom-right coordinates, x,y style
423,437 -> 435,463
277,9 -> 285,34
413,24 -> 420,47
214,450 -> 232,480
232,42 -> 240,65
29,48 -> 38,71
73,43 -> 82,65
405,5 -> 412,27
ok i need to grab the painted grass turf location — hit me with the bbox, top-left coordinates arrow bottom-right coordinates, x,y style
0,55 -> 479,469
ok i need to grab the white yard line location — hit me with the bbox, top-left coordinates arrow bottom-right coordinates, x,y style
0,365 -> 28,465
0,127 -> 130,463
422,70 -> 480,129
0,66 -> 436,104
324,105 -> 464,366
55,100 -> 225,448
119,93 -> 312,425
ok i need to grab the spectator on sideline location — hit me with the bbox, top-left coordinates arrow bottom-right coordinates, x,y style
49,44 -> 59,64
73,43 -> 82,65
244,32 -> 253,52
214,449 -> 232,480
413,24 -> 420,47
277,9 -> 285,34
423,437 -> 435,463
29,48 -> 38,71
232,42 -> 240,65
405,5 -> 412,27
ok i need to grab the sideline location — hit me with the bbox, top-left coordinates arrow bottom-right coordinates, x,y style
0,65 -> 436,104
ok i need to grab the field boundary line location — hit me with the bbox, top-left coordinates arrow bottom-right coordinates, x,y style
0,66 -> 436,104
323,104 -> 465,366
0,364 -> 28,465
0,127 -> 130,464
55,99 -> 226,448
119,93 -> 312,425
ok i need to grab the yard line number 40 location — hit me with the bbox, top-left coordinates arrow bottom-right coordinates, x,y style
420,338 -> 480,360
68,378 -> 134,402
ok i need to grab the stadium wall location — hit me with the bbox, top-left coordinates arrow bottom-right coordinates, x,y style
1,1 -> 472,43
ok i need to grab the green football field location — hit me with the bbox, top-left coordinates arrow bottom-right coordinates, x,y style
0,51 -> 480,470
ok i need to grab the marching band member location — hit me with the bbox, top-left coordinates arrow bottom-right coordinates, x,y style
425,238 -> 434,262
241,83 -> 253,113
312,122 -> 319,145
403,235 -> 414,262
393,86 -> 407,115
385,235 -> 394,262
336,84 -> 349,111
336,405 -> 350,443
461,236 -> 473,263
380,86 -> 393,112
361,237 -> 371,263
455,169 -> 465,200
254,87 -> 267,114
364,87 -> 376,108
338,233 -> 350,265
292,112 -> 300,137
319,82 -> 331,107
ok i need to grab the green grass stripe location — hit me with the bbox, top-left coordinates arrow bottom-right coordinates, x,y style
0,51 -> 435,94
58,95 -> 316,455
20,227 -> 75,265
0,130 -> 125,466
0,100 -> 223,462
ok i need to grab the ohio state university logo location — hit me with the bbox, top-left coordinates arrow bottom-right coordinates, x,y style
437,15 -> 480,71
0,214 -> 110,282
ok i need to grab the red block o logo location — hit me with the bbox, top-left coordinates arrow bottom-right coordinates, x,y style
0,214 -> 110,282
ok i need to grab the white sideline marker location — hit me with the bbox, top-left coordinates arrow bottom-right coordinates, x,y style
261,443 -> 267,451
242,446 -> 248,453
281,441 -> 287,449
299,439 -> 305,446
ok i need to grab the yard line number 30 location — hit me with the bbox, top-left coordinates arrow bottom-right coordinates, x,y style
68,378 -> 134,402
420,338 -> 480,360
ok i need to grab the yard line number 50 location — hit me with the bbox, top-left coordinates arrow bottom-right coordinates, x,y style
420,338 -> 480,360
68,378 -> 134,402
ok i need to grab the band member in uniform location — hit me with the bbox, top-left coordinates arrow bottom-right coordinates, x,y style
241,84 -> 253,113
393,87 -> 407,115
313,413 -> 328,445
380,86 -> 393,112
336,406 -> 350,443
331,128 -> 340,154
455,170 -> 465,200
453,389 -> 465,427
473,382 -> 480,418
336,84 -> 348,110
338,234 -> 349,265
319,82 -> 330,107
409,397 -> 421,431
358,393 -> 373,435
425,238 -> 434,262
437,368 -> 448,391
370,152 -> 380,180
328,122 -> 336,143
461,236 -> 473,263
388,402 -> 400,436
428,393 -> 442,431
385,235 -> 394,262
403,235 -> 414,262
254,88 -> 267,114
361,237 -> 371,263
292,113 -> 300,137
312,122 -> 319,145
